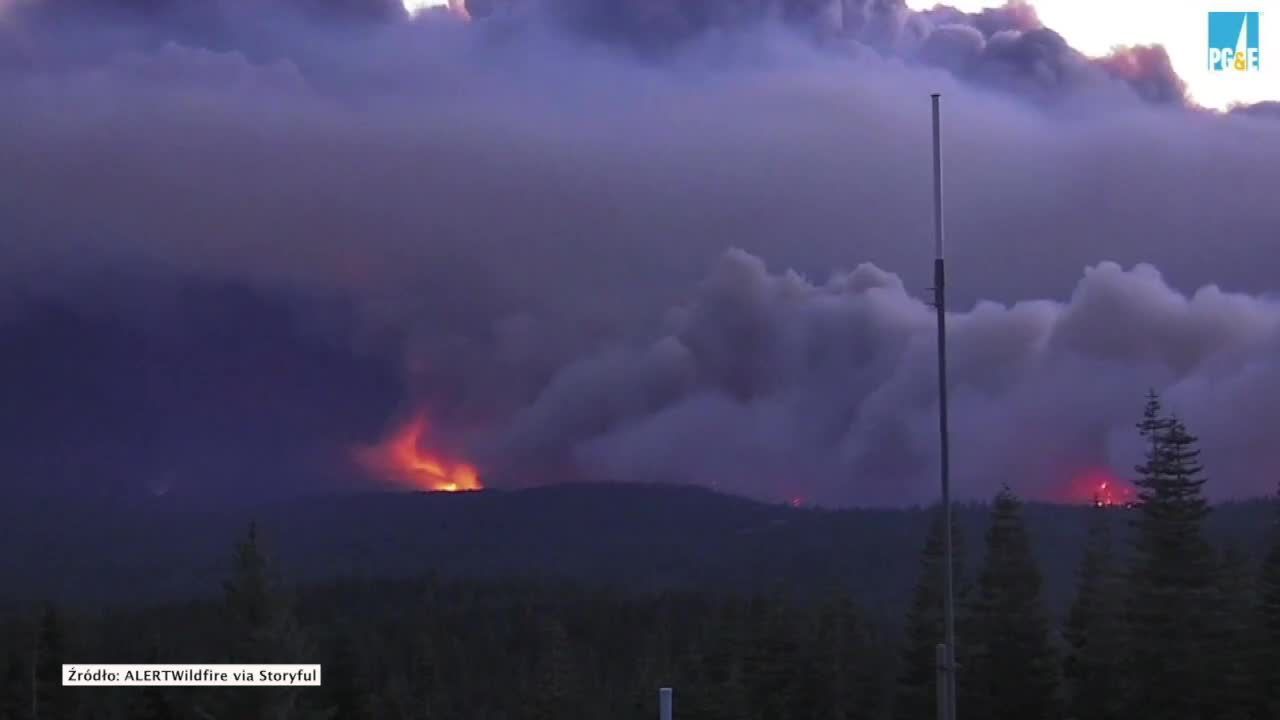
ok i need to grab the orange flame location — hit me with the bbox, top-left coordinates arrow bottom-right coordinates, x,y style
356,414 -> 483,492
1065,468 -> 1135,507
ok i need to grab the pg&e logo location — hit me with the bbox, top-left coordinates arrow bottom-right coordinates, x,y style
1208,12 -> 1261,72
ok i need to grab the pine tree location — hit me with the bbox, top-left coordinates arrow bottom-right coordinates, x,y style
0,647 -> 26,720
1255,485 -> 1280,718
805,595 -> 885,720
224,523 -> 280,658
128,649 -> 177,720
529,616 -> 576,720
740,597 -> 802,720
34,603 -> 75,720
1125,391 -> 1216,720
893,508 -> 965,720
683,599 -> 748,720
1209,543 -> 1254,720
327,626 -> 372,720
1063,503 -> 1126,720
217,522 -> 322,720
406,625 -> 440,720
1134,389 -> 1175,495
963,487 -> 1059,720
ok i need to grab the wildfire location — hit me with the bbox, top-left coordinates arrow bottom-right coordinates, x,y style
356,414 -> 483,492
1066,468 -> 1136,508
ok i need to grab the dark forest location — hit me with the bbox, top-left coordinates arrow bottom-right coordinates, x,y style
4,392 -> 1280,720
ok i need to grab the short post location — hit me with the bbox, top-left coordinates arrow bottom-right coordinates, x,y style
659,687 -> 673,720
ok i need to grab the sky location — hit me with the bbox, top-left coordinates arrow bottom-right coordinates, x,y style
907,0 -> 1277,110
1,0 -> 1279,508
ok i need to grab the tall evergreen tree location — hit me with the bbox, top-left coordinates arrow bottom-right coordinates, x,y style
963,487 -> 1059,720
406,626 -> 440,720
893,508 -> 965,720
1135,389 -> 1175,481
741,597 -> 802,720
1209,543 -> 1254,720
529,616 -> 577,720
216,522 -> 325,720
34,603 -> 75,720
682,599 -> 748,720
1063,504 -> 1126,720
1254,484 -> 1280,718
1125,391 -> 1216,720
128,648 -> 177,720
804,595 -> 886,720
326,626 -> 373,720
0,647 -> 26,720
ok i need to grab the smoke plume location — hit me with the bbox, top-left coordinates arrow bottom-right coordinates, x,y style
1,0 -> 1278,504
490,251 -> 1280,505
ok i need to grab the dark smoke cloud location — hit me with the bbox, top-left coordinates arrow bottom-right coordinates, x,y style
487,251 -> 1280,505
1095,45 -> 1186,107
0,0 -> 1211,110
0,0 -> 1278,504
467,0 -> 1186,108
0,274 -> 405,502
1231,101 -> 1280,119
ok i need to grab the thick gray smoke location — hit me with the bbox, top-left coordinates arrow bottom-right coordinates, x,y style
500,0 -> 1190,107
1,0 -> 1278,504
490,250 -> 1280,505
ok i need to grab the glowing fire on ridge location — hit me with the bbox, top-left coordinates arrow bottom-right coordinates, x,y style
355,414 -> 483,492
1066,468 -> 1136,507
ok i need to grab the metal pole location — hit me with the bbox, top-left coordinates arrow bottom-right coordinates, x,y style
935,644 -> 948,720
931,95 -> 944,261
931,92 -> 957,720
659,687 -> 673,720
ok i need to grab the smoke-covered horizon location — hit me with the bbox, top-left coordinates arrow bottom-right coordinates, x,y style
2,0 -> 1278,506
486,250 -> 1280,506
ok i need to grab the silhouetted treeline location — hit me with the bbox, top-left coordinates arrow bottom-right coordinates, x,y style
895,390 -> 1280,720
4,390 -> 1280,719
0,557 -> 898,718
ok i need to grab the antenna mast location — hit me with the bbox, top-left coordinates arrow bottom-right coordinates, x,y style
931,92 -> 957,720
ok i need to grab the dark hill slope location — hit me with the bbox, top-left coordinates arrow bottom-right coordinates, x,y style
1,484 -> 1273,618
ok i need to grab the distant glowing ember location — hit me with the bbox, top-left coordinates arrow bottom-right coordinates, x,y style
356,414 -> 483,492
1066,468 -> 1136,507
